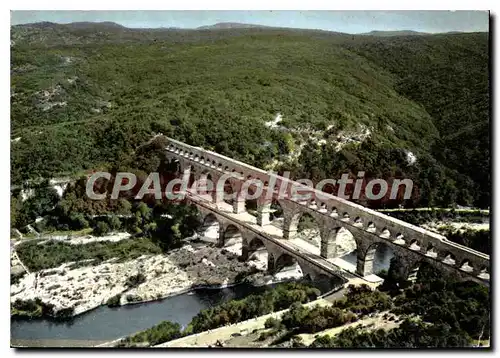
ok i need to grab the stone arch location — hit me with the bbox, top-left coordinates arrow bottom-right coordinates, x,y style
200,213 -> 221,244
393,233 -> 405,244
408,239 -> 421,251
308,200 -> 319,209
425,243 -> 438,258
167,158 -> 181,173
441,252 -> 457,266
237,179 -> 264,217
366,222 -> 377,233
195,171 -> 215,200
477,266 -> 490,280
293,212 -> 322,251
333,226 -> 357,259
353,217 -> 363,227
379,228 -> 391,239
245,237 -> 270,271
271,253 -> 304,281
248,237 -> 267,255
221,224 -> 243,249
221,177 -> 235,207
317,201 -> 328,213
459,259 -> 474,273
356,240 -> 395,277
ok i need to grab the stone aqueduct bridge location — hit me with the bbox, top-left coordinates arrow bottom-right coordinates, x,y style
162,137 -> 490,286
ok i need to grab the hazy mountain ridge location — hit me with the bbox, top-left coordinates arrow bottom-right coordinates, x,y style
196,22 -> 271,30
359,30 -> 429,36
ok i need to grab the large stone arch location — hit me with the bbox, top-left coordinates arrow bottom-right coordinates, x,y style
294,212 -> 322,247
248,236 -> 268,256
199,213 -> 221,244
270,251 -> 330,282
221,224 -> 243,250
356,240 -> 396,277
284,209 -> 323,239
271,252 -> 305,280
244,236 -> 270,270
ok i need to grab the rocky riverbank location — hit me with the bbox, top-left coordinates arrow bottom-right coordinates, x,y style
10,236 -> 302,318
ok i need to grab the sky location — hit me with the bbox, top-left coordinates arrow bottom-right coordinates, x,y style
10,10 -> 489,33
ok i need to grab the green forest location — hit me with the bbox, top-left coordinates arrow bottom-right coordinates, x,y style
11,24 -> 490,210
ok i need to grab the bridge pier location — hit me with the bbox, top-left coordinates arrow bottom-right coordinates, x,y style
267,253 -> 275,273
241,243 -> 249,261
356,251 -> 375,277
232,196 -> 246,214
281,215 -> 297,239
320,238 -> 337,259
319,228 -> 337,259
256,202 -> 271,226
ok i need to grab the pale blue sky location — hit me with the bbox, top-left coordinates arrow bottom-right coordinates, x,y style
10,10 -> 489,33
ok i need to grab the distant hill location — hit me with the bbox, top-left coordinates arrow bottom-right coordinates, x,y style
196,22 -> 272,30
359,30 -> 429,36
14,21 -> 126,30
64,21 -> 127,30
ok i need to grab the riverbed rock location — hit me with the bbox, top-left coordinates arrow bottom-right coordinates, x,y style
11,239 -> 304,318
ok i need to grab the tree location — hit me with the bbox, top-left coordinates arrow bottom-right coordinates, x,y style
108,215 -> 121,231
11,196 -> 20,228
69,213 -> 89,230
116,198 -> 132,215
93,221 -> 110,236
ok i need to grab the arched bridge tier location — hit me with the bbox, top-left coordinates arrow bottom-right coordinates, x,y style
163,136 -> 490,286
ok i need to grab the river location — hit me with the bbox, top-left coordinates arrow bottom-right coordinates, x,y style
11,277 -> 341,347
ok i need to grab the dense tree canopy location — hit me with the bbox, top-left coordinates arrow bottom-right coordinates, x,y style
10,25 -> 490,209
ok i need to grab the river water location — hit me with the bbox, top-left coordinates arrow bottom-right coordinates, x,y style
11,278 -> 341,346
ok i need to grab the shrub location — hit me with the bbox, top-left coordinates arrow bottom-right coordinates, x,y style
264,317 -> 282,329
125,294 -> 142,303
106,294 -> 122,307
125,273 -> 147,288
93,221 -> 110,236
